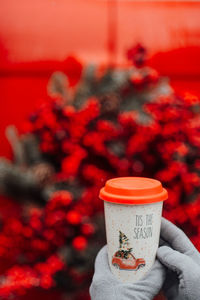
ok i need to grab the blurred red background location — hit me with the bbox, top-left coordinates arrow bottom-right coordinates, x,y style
0,0 -> 200,157
0,2 -> 200,299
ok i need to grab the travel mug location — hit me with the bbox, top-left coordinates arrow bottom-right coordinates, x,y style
99,177 -> 168,283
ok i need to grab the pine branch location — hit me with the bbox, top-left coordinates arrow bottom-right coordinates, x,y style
5,126 -> 25,166
0,159 -> 45,202
21,134 -> 42,166
48,71 -> 68,103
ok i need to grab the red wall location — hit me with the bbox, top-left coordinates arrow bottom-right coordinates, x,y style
1,0 -> 200,63
1,0 -> 200,157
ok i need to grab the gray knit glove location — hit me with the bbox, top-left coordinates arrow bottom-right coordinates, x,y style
157,218 -> 200,300
89,245 -> 166,300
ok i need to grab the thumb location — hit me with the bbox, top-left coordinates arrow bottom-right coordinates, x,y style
157,245 -> 195,275
128,260 -> 166,299
141,259 -> 166,287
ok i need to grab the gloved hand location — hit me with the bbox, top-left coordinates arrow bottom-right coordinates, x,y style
157,217 -> 200,300
89,245 -> 166,300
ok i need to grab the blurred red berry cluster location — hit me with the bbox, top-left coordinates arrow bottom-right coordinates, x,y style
0,189 -> 96,298
0,45 -> 200,299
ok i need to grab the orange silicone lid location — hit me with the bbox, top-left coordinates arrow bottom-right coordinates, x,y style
99,177 -> 168,205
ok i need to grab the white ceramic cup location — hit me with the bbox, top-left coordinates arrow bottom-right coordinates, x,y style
99,177 -> 168,283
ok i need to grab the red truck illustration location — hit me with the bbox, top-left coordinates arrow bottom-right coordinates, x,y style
112,231 -> 146,271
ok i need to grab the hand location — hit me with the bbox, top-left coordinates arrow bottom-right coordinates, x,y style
157,218 -> 200,300
90,245 -> 166,300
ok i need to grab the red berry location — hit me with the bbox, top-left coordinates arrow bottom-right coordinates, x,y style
81,223 -> 95,235
66,211 -> 81,225
72,236 -> 87,251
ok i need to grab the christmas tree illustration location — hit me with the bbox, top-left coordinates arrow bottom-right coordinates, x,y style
112,231 -> 146,270
118,231 -> 133,259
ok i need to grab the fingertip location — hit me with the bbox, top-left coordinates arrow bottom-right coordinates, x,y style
156,245 -> 191,274
97,244 -> 108,256
157,245 -> 171,259
95,245 -> 108,265
161,217 -> 174,232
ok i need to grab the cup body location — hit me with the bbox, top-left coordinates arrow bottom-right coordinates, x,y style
100,177 -> 167,283
104,200 -> 163,283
